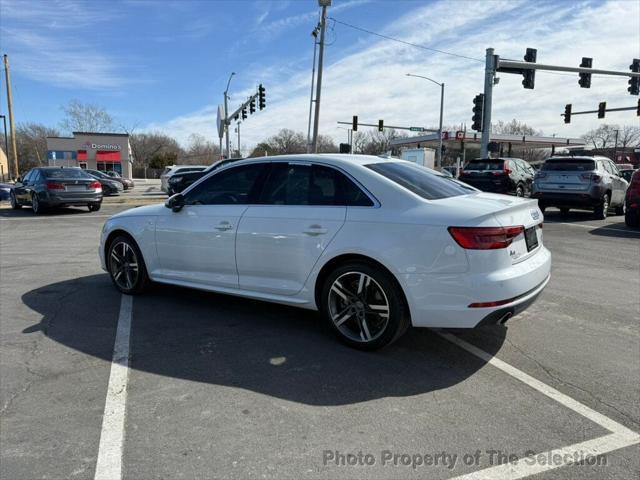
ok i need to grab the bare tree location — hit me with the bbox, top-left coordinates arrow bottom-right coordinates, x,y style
60,99 -> 115,133
130,132 -> 183,168
492,119 -> 542,136
617,125 -> 640,149
15,123 -> 60,173
352,128 -> 407,155
316,134 -> 339,153
183,133 -> 220,164
582,124 -> 618,149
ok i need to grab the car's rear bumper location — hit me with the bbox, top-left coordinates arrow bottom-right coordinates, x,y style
531,186 -> 604,207
43,192 -> 103,206
403,246 -> 551,328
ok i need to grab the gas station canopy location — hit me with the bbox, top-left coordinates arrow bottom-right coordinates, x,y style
390,131 -> 586,150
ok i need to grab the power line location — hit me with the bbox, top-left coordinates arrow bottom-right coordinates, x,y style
329,17 -> 484,63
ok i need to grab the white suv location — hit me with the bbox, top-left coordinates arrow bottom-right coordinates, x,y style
160,165 -> 207,194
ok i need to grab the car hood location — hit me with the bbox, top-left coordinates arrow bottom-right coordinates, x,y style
109,203 -> 167,219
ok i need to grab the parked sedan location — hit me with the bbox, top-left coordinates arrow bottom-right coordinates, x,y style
0,182 -> 11,201
100,155 -> 550,350
85,170 -> 124,195
105,170 -> 134,190
11,167 -> 103,213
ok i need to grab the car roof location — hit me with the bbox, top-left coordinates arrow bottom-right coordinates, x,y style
222,153 -> 396,169
546,156 -> 609,161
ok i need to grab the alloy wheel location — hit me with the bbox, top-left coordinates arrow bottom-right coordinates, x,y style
109,241 -> 140,291
328,271 -> 390,343
32,194 -> 40,213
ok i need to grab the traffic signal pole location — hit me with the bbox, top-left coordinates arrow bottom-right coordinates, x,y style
480,48 -> 496,158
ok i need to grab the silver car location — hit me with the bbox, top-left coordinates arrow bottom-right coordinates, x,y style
532,156 -> 628,219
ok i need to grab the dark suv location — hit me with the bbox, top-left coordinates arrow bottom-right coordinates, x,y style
10,167 -> 103,214
459,157 -> 534,196
532,156 -> 628,219
167,159 -> 239,195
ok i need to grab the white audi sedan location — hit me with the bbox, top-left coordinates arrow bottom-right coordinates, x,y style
100,154 -> 550,350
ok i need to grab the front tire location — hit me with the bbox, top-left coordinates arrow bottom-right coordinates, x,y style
594,193 -> 609,220
614,204 -> 624,216
10,191 -> 21,209
107,236 -> 149,294
320,262 -> 410,350
515,185 -> 525,197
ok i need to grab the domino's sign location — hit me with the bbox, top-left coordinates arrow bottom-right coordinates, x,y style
84,141 -> 122,151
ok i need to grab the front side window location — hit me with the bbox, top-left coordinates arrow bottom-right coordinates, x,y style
366,162 -> 474,200
184,163 -> 266,205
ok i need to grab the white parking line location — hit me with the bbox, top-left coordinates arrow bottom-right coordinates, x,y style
94,295 -> 132,480
545,221 -> 635,232
440,333 -> 640,479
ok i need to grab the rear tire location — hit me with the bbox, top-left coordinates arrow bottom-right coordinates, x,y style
560,207 -> 570,216
10,191 -> 21,209
594,193 -> 609,220
88,203 -> 101,212
107,235 -> 149,294
515,185 -> 525,197
31,193 -> 44,215
320,261 -> 410,350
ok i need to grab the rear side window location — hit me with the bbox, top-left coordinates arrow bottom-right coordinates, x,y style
465,160 -> 504,171
42,169 -> 91,179
258,164 -> 374,206
542,159 -> 595,171
176,167 -> 205,174
366,162 -> 474,200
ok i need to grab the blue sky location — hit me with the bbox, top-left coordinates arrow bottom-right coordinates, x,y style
1,0 -> 639,152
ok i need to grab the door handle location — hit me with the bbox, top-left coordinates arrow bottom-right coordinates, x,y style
303,224 -> 328,236
215,222 -> 233,231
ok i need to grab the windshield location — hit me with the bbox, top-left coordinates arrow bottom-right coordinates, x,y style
42,169 -> 92,179
366,162 -> 475,200
542,159 -> 595,171
465,160 -> 504,171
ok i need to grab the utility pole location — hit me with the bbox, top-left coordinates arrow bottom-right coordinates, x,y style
406,73 -> 445,167
311,0 -> 330,153
480,48 -> 496,158
307,24 -> 320,153
613,129 -> 619,162
3,55 -> 19,178
224,72 -> 235,159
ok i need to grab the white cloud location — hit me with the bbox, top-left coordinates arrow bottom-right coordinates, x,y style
147,0 -> 640,152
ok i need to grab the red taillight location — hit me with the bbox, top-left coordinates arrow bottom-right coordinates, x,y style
581,173 -> 601,183
448,226 -> 524,250
90,181 -> 102,190
46,182 -> 65,191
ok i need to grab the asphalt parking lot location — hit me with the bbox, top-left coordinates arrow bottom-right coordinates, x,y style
1,203 -> 638,480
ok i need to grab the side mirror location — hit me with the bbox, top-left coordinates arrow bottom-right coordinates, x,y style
165,193 -> 185,212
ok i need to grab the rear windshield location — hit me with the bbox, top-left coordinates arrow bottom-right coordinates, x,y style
176,167 -> 205,174
542,159 -> 595,171
465,160 -> 504,171
366,162 -> 475,200
42,169 -> 91,179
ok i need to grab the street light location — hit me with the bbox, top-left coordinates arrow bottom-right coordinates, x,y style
224,72 -> 236,159
0,115 -> 7,181
406,73 -> 445,168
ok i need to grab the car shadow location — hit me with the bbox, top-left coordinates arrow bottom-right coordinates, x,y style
542,208 -> 598,223
589,222 -> 640,238
21,274 -> 507,406
0,206 -> 93,217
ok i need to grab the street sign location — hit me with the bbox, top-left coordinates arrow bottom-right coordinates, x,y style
409,127 -> 425,132
216,104 -> 225,139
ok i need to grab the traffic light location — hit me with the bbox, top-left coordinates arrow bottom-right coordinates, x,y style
472,94 -> 484,132
598,101 -> 606,119
249,99 -> 256,114
578,57 -> 592,88
522,48 -> 537,89
564,104 -> 572,124
629,58 -> 640,95
258,84 -> 266,110
241,108 -> 247,120
352,115 -> 358,132
378,119 -> 383,132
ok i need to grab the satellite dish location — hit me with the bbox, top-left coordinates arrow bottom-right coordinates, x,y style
216,105 -> 225,139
